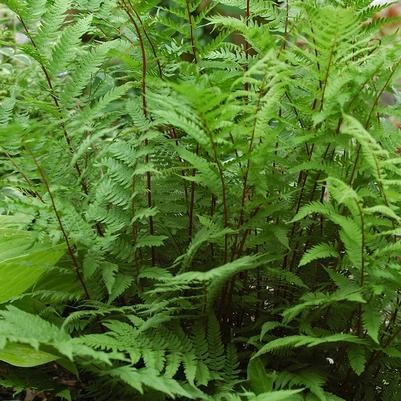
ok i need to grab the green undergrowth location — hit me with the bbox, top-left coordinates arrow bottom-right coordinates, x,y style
0,0 -> 401,400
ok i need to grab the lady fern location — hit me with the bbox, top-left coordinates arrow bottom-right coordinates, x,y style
0,0 -> 401,400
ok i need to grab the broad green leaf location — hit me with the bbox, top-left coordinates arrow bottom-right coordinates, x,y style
0,214 -> 33,229
0,342 -> 58,367
0,229 -> 35,261
0,240 -> 65,303
247,358 -> 274,394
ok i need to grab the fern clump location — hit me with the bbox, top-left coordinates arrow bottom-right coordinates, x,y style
0,0 -> 401,400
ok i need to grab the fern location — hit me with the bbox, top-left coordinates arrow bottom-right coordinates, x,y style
60,42 -> 113,107
1,1 -> 401,400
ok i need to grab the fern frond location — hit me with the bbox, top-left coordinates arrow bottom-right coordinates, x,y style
60,42 -> 112,107
48,15 -> 93,77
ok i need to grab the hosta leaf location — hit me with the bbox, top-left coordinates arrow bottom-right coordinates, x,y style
0,229 -> 35,261
247,358 -> 274,394
0,343 -> 58,367
0,234 -> 65,303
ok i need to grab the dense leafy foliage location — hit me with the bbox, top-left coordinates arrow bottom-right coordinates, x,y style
0,0 -> 401,400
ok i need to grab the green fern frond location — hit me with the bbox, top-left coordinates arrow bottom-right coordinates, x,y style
35,0 -> 73,54
48,15 -> 93,77
60,42 -> 112,107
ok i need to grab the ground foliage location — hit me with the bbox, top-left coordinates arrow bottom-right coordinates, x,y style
0,0 -> 401,400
